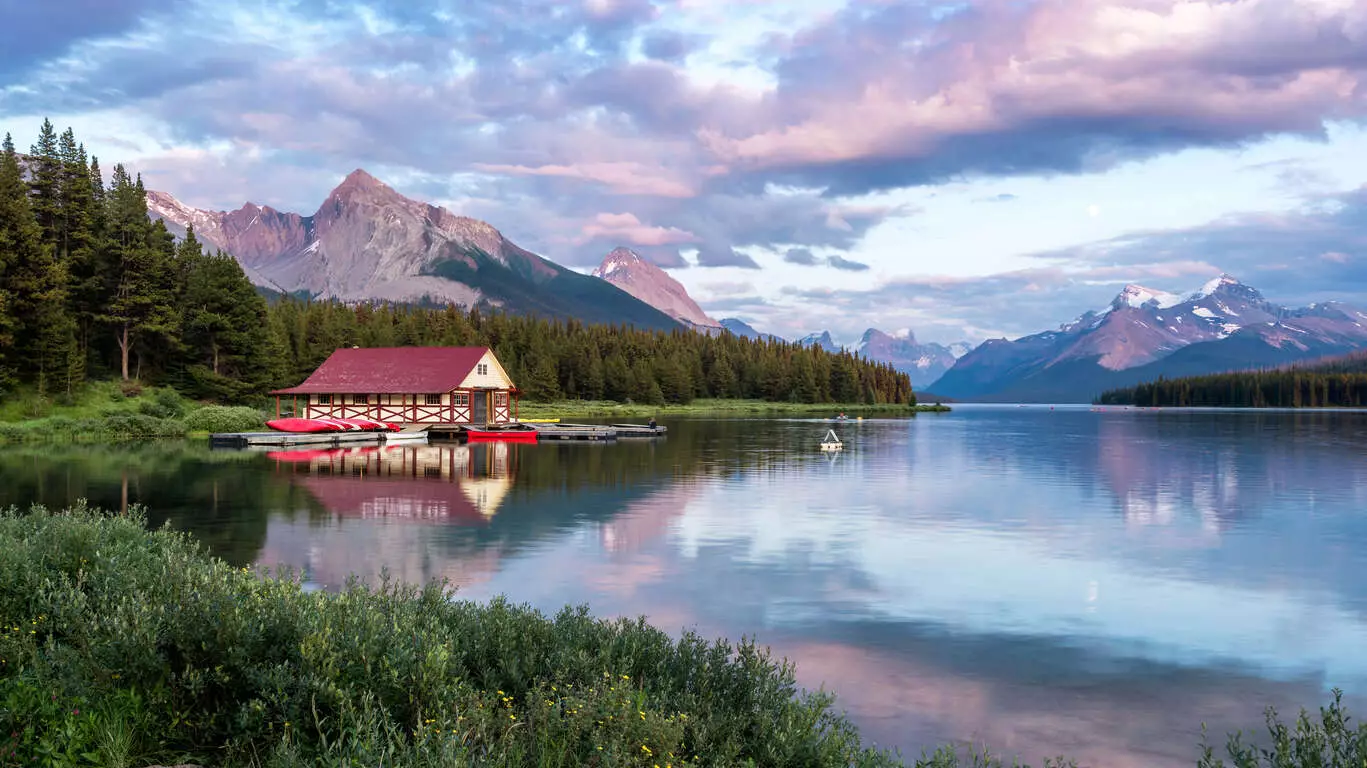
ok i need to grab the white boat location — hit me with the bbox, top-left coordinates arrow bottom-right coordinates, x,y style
820,429 -> 843,451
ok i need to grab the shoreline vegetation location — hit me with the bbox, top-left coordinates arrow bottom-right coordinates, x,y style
3,506 -> 1365,768
0,385 -> 950,444
1098,351 -> 1367,408
517,399 -> 951,419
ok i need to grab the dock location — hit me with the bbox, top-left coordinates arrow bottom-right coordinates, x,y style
209,429 -> 430,449
211,421 -> 664,447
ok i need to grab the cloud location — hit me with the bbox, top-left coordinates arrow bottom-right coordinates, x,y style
699,0 -> 1367,194
9,0 -> 1367,330
827,254 -> 870,271
976,193 -> 1018,203
579,212 -> 699,246
1028,185 -> 1367,304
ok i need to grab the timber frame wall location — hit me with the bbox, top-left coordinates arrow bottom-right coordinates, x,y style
273,389 -> 519,425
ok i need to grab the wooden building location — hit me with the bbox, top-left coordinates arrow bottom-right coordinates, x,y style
271,346 -> 520,425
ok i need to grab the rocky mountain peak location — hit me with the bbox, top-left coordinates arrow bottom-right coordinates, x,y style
1112,283 -> 1182,311
591,246 -> 719,329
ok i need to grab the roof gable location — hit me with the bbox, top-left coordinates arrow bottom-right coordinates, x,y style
273,347 -> 495,394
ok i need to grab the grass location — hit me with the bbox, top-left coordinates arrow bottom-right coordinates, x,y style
516,398 -> 951,419
0,382 -> 267,444
2,506 -> 1365,768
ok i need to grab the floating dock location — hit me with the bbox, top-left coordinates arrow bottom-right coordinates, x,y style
209,430 -> 427,449
211,422 -> 663,447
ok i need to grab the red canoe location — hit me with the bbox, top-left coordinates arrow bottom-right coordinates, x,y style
265,417 -> 342,433
465,426 -> 538,443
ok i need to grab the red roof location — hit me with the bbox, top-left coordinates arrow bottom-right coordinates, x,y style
271,346 -> 494,394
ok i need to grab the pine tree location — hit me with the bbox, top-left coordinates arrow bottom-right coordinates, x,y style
0,134 -> 26,388
26,119 -> 61,248
102,165 -> 177,381
1,133 -> 76,394
181,238 -> 275,400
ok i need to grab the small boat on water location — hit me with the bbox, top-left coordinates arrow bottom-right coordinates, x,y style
465,424 -> 539,443
820,429 -> 843,451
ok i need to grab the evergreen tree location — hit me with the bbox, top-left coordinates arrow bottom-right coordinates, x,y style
181,238 -> 275,401
102,165 -> 177,380
0,134 -> 26,388
1,133 -> 77,394
26,118 -> 61,248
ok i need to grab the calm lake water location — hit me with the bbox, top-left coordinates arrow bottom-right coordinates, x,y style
5,405 -> 1367,767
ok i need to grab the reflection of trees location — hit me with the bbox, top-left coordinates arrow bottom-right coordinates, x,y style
0,442 -> 319,566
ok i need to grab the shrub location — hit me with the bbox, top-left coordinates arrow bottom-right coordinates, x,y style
184,405 -> 267,433
0,505 -> 903,768
135,387 -> 188,419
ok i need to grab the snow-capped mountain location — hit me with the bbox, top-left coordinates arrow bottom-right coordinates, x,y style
796,331 -> 842,353
590,247 -> 722,331
929,274 -> 1367,402
720,318 -> 783,342
856,329 -> 966,388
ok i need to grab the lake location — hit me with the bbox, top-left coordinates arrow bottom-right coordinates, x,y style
4,405 -> 1367,767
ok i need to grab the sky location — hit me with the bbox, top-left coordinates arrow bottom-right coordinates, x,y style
5,0 -> 1367,346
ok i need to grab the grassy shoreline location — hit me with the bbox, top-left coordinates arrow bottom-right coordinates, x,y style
2,506 -> 1364,767
516,398 -> 951,419
0,386 -> 948,443
0,382 -> 267,444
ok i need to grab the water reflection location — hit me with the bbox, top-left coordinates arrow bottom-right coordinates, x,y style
3,410 -> 1367,767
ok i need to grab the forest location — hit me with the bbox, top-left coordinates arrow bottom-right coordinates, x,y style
1096,352 -> 1367,407
0,120 -> 914,408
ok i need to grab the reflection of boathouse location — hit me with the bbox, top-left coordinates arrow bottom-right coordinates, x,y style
268,443 -> 517,524
270,346 -> 520,425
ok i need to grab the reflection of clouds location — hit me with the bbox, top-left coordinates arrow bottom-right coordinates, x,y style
253,414 -> 1367,768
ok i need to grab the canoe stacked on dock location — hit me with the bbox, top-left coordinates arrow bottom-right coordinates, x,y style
265,417 -> 400,433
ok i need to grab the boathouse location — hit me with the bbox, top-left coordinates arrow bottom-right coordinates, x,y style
270,346 -> 519,426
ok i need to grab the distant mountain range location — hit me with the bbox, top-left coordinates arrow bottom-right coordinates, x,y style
719,318 -> 783,342
790,328 -> 971,387
928,274 -> 1367,402
145,170 -> 681,331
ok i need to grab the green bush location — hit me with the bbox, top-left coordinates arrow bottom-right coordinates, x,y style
135,387 -> 189,419
2,505 -> 1363,768
184,405 -> 267,433
0,504 -> 901,768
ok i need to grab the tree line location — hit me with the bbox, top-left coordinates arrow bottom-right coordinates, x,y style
1096,353 -> 1367,407
0,120 -> 914,407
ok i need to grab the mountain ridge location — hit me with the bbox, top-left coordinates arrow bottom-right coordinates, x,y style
590,247 -> 722,331
146,170 -> 682,331
928,274 -> 1367,402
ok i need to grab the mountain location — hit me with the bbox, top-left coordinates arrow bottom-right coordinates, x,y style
928,274 -> 1367,402
720,318 -> 783,342
797,331 -> 841,353
590,247 -> 722,332
856,329 -> 967,388
146,170 -> 681,331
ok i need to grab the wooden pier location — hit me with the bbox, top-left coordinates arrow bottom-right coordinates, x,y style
211,421 -> 664,448
209,429 -> 430,449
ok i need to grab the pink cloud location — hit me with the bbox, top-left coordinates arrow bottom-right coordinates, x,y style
698,0 -> 1367,174
473,162 -> 697,197
579,212 -> 700,246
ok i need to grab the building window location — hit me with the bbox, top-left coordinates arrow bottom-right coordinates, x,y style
494,392 -> 508,406
425,393 -> 442,405
353,394 -> 369,405
477,363 -> 488,376
317,394 -> 331,405
454,392 -> 470,407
